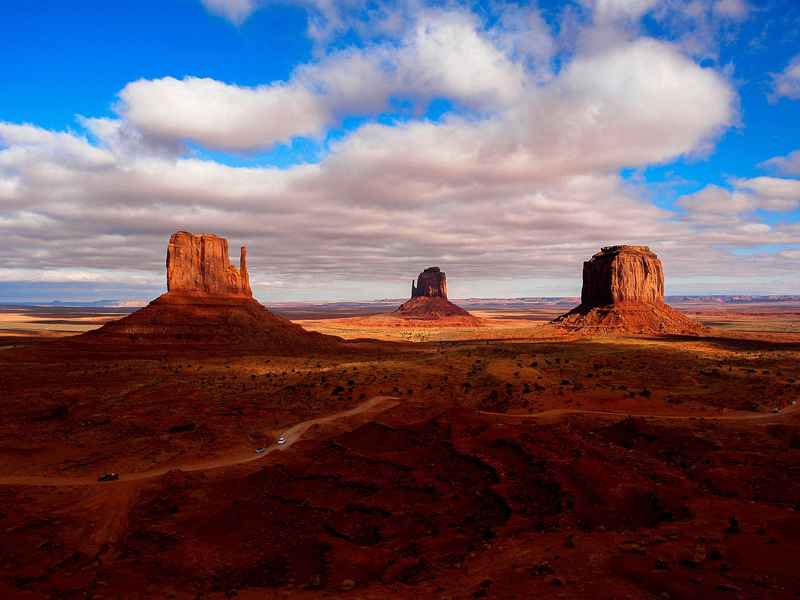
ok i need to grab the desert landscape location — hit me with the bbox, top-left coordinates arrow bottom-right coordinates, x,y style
0,233 -> 798,599
3,2 -> 800,598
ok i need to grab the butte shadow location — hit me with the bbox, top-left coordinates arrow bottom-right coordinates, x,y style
82,231 -> 342,352
553,245 -> 705,336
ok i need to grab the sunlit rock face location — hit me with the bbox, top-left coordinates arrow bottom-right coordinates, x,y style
411,267 -> 448,299
84,231 -> 339,349
580,245 -> 664,307
166,231 -> 252,297
554,245 -> 704,336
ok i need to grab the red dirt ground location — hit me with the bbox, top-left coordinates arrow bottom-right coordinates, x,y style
0,306 -> 799,599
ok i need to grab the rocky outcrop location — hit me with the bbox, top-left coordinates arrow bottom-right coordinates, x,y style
166,231 -> 251,297
580,246 -> 663,307
554,245 -> 704,336
411,267 -> 448,298
85,231 -> 340,351
398,267 -> 479,324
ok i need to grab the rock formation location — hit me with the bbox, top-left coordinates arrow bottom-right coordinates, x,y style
166,231 -> 251,297
579,246 -> 663,306
86,231 -> 339,351
411,267 -> 448,299
397,267 -> 478,323
554,245 -> 704,335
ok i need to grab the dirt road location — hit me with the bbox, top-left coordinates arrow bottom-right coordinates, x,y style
0,395 -> 400,487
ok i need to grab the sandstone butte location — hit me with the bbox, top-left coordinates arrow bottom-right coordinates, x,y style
166,231 -> 252,297
397,267 -> 478,322
86,231 -> 338,350
554,245 -> 705,335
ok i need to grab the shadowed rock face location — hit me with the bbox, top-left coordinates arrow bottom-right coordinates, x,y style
411,267 -> 448,298
166,231 -> 252,297
581,246 -> 664,307
398,267 -> 478,322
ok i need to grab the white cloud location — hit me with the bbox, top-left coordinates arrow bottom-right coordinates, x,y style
530,38 -> 734,167
114,21 -> 732,163
772,54 -> 800,101
201,0 -> 261,25
712,0 -> 749,21
586,0 -> 660,23
0,122 -> 113,171
117,77 -> 330,152
676,179 -> 800,230
734,176 -> 800,210
116,10 -> 531,151
760,150 -> 800,176
1,3 -> 795,299
678,185 -> 757,223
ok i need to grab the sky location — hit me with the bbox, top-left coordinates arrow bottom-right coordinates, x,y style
1,0 -> 799,303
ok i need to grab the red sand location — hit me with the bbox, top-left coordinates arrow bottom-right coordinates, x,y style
1,307 -> 799,598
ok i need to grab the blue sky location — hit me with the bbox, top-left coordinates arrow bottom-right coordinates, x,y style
1,0 -> 799,302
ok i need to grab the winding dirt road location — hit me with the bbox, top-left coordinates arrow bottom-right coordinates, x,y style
0,395 -> 400,488
3,397 -> 796,488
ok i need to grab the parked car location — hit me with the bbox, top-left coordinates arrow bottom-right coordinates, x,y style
277,435 -> 287,445
97,472 -> 119,482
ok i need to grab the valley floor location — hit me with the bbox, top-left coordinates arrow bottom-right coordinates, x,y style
0,304 -> 798,598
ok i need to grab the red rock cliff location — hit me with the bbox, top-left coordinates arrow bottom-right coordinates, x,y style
580,245 -> 664,307
166,231 -> 252,297
554,245 -> 704,335
411,267 -> 448,299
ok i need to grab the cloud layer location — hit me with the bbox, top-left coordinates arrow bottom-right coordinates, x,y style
1,1 -> 798,300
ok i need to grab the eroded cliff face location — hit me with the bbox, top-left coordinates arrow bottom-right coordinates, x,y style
87,231 -> 340,349
555,245 -> 704,335
411,267 -> 448,298
581,246 -> 664,307
166,231 -> 252,297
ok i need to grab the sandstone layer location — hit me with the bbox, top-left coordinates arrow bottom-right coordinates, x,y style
166,231 -> 251,297
580,245 -> 663,306
87,231 -> 339,351
554,245 -> 704,336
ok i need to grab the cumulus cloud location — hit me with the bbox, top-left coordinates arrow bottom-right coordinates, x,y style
772,54 -> 800,101
760,150 -> 800,176
116,13 -> 731,160
116,10 -> 534,151
117,77 -> 330,152
1,3 -> 796,299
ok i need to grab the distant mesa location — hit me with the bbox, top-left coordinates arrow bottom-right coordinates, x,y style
397,266 -> 478,322
554,245 -> 705,335
86,231 -> 339,350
